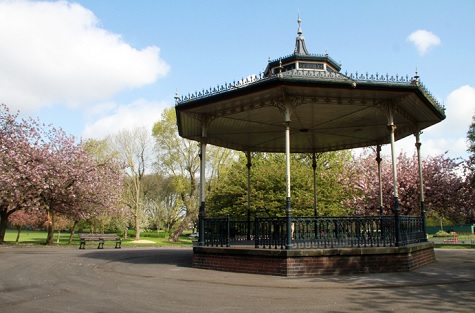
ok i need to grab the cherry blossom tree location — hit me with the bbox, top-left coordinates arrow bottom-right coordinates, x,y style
39,128 -> 124,244
9,210 -> 46,242
0,104 -> 45,243
1,104 -> 124,244
347,149 -> 474,223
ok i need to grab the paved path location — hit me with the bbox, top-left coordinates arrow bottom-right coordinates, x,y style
0,247 -> 474,313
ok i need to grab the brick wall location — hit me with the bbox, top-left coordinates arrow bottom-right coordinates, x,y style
192,243 -> 435,277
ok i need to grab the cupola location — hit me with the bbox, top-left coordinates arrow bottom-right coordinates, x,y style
264,17 -> 341,77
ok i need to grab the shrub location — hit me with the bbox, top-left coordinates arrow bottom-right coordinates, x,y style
433,230 -> 451,237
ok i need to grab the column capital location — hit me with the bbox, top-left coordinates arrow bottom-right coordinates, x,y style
387,124 -> 397,132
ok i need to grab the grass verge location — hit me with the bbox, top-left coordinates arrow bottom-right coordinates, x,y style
0,229 -> 193,248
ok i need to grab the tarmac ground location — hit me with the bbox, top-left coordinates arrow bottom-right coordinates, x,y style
0,246 -> 474,313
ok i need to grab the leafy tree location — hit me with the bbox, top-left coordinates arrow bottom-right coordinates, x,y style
80,138 -> 128,238
152,108 -> 235,241
467,115 -> 475,180
142,175 -> 182,232
153,108 -> 200,242
108,126 -> 153,240
207,150 -> 357,218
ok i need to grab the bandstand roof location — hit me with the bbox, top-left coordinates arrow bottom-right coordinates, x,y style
175,21 -> 445,153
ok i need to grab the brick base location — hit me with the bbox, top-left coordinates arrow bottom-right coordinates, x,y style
192,242 -> 435,276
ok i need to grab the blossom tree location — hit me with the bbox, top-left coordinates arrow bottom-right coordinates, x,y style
9,210 -> 46,242
1,104 -> 124,244
347,149 -> 474,222
0,104 -> 45,243
39,128 -> 124,244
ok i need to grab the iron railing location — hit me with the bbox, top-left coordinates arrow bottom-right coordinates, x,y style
201,214 -> 427,249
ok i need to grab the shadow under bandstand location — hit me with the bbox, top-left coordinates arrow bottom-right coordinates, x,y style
175,18 -> 445,276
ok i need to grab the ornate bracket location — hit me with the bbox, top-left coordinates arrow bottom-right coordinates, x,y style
270,95 -> 305,122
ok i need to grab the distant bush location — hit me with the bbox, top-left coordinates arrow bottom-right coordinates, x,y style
433,230 -> 451,237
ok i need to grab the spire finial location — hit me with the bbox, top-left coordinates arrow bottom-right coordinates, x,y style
412,67 -> 420,85
294,13 -> 309,55
297,11 -> 302,35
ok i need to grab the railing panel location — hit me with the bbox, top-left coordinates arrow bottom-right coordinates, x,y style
255,217 -> 287,249
400,216 -> 426,245
200,215 -> 421,249
292,216 -> 396,249
229,220 -> 254,244
203,217 -> 229,247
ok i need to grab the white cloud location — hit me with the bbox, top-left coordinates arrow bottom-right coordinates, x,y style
378,86 -> 475,160
407,30 -> 441,56
0,1 -> 169,112
82,99 -> 170,139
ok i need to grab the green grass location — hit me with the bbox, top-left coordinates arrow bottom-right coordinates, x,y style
433,243 -> 475,249
1,229 -> 193,248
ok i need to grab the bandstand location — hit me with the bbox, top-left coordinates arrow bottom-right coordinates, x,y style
175,18 -> 445,276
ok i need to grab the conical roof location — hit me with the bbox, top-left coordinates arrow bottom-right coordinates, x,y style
264,17 -> 341,77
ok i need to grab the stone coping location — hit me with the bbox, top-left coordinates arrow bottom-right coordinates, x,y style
193,242 -> 434,258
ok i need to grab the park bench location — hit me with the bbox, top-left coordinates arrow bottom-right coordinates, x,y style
79,233 -> 122,249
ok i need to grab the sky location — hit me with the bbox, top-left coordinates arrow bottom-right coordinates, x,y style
1,0 -> 475,160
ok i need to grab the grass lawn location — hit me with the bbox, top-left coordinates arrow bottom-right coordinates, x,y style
434,243 -> 475,249
1,229 -> 193,248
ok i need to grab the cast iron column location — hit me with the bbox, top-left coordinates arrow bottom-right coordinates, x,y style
246,151 -> 252,240
198,125 -> 207,247
376,145 -> 383,216
388,110 -> 401,246
415,131 -> 427,241
284,108 -> 292,250
312,152 -> 319,239
312,152 -> 318,217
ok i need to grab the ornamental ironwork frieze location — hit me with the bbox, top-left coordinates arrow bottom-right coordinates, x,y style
270,96 -> 305,114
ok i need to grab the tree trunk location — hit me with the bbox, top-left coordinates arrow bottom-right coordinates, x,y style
0,208 -> 11,244
168,213 -> 194,242
16,226 -> 21,242
45,211 -> 54,245
134,210 -> 140,240
68,220 -> 78,245
56,230 -> 61,244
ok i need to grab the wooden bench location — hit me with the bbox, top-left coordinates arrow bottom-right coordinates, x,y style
79,233 -> 122,249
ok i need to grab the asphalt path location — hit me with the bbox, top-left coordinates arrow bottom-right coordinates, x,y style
0,247 -> 474,313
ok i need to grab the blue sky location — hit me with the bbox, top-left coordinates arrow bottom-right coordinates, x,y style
1,0 -> 475,159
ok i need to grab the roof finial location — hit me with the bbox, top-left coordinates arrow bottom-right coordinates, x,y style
297,11 -> 302,36
174,90 -> 180,105
413,67 -> 420,85
294,12 -> 309,55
